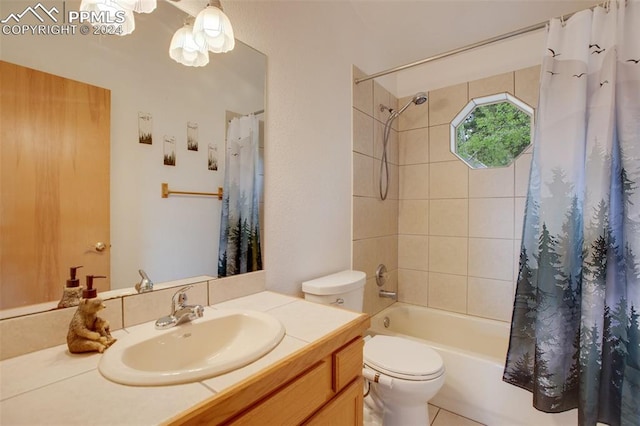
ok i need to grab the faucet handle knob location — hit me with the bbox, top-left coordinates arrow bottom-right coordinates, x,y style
172,285 -> 192,304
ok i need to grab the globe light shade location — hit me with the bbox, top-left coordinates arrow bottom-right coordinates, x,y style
169,24 -> 210,67
193,5 -> 235,53
79,0 -> 136,35
133,0 -> 156,13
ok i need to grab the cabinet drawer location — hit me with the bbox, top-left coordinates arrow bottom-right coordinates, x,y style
230,359 -> 333,425
332,338 -> 363,392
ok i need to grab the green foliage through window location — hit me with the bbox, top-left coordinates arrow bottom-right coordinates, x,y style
452,94 -> 533,169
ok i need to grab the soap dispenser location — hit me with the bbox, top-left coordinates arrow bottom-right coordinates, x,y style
67,275 -> 117,354
57,266 -> 84,309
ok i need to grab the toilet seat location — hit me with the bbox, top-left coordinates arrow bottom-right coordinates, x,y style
364,335 -> 444,381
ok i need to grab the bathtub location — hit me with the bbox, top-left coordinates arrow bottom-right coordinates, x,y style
368,303 -> 578,426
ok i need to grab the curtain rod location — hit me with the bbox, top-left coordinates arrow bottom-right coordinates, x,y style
354,8 -> 586,85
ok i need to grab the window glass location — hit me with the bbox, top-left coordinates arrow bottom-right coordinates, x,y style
451,93 -> 533,168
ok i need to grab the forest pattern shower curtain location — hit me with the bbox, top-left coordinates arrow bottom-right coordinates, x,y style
503,2 -> 640,425
218,115 -> 262,277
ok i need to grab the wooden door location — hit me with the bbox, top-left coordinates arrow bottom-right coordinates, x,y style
0,61 -> 110,309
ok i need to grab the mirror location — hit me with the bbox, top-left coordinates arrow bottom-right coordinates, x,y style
450,93 -> 533,169
0,0 -> 266,313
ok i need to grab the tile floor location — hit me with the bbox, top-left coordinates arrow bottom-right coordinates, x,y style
429,404 -> 485,426
364,402 -> 485,426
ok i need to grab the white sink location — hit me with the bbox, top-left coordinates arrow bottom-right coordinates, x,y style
99,308 -> 285,386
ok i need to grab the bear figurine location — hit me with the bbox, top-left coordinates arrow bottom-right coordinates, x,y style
67,298 -> 117,354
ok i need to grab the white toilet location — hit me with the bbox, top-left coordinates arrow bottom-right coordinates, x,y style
302,270 -> 445,426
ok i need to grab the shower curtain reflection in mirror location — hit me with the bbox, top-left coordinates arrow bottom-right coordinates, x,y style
218,114 -> 262,277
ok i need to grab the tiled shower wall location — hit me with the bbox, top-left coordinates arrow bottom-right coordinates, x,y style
353,65 -> 541,321
352,66 -> 400,315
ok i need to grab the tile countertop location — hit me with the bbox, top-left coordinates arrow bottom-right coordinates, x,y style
0,291 -> 363,426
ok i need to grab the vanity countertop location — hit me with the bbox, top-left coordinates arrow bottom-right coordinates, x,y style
0,291 -> 367,425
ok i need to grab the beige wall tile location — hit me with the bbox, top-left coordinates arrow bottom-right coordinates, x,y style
353,108 -> 373,156
468,238 -> 514,281
388,94 -> 399,131
429,161 -> 468,199
399,128 -> 429,165
374,81 -> 392,124
398,269 -> 428,307
469,198 -> 514,239
429,199 -> 468,237
514,197 -> 526,239
428,272 -> 467,314
374,119 -> 398,164
398,95 -> 429,131
0,297 -> 122,360
353,238 -> 377,279
400,163 -> 429,200
398,235 -> 429,271
429,124 -> 457,163
374,161 -> 399,200
353,197 -> 398,239
353,236 -> 398,279
469,165 -> 515,198
429,236 -> 467,275
353,152 -> 374,197
353,66 -> 373,116
468,72 -> 515,99
515,153 -> 532,197
208,271 -> 266,304
399,199 -> 429,235
514,65 -> 541,109
429,82 -> 468,126
467,277 -> 514,322
363,274 -> 396,316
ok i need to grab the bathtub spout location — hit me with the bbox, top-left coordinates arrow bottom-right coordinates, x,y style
379,289 -> 397,300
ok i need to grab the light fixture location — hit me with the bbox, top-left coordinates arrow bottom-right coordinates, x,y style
169,19 -> 209,67
132,0 -> 156,13
193,0 -> 235,53
79,0 -> 137,35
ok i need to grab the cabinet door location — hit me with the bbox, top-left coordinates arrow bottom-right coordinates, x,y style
304,378 -> 363,426
230,359 -> 333,425
0,61 -> 110,308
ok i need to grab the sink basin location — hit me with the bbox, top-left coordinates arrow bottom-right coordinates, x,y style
99,308 -> 285,386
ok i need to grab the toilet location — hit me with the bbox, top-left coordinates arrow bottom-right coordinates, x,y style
302,270 -> 445,426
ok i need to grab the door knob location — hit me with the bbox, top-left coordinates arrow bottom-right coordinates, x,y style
95,242 -> 107,252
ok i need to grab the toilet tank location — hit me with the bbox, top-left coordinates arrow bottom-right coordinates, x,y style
302,270 -> 366,312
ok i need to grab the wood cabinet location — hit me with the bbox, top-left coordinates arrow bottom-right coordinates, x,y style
167,315 -> 369,426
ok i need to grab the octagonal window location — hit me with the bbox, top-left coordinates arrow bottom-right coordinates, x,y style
450,93 -> 534,169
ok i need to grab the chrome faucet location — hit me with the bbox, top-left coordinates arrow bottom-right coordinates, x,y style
135,269 -> 154,293
155,286 -> 204,330
379,289 -> 398,301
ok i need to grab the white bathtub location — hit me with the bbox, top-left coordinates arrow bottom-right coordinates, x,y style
368,303 -> 578,426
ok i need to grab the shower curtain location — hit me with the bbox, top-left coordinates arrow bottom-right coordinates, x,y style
503,2 -> 640,425
218,114 -> 262,277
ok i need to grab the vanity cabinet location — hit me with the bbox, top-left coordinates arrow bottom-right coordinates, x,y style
167,315 -> 369,426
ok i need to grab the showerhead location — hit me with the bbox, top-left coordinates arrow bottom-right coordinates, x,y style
396,91 -> 428,115
413,92 -> 428,105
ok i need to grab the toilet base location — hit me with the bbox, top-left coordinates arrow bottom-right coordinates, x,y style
382,401 -> 430,426
366,387 -> 432,426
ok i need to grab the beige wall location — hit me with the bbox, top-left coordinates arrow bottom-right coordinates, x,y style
353,65 -> 540,320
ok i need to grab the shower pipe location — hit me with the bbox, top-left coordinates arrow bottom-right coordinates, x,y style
353,5 -> 605,85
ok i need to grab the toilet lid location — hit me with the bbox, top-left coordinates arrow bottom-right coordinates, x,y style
364,335 -> 444,381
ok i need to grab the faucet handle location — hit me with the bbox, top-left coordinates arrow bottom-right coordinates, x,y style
171,285 -> 193,310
